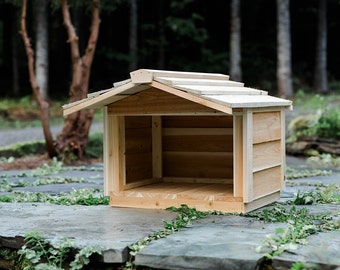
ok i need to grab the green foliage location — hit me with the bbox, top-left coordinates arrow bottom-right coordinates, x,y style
292,184 -> 340,205
0,188 -> 109,205
18,231 -> 102,270
85,131 -> 103,158
0,141 -> 46,158
249,206 -> 340,259
285,167 -> 332,180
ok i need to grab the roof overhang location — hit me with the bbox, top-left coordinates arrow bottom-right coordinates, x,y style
62,69 -> 292,116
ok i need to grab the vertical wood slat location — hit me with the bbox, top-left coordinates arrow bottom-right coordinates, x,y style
152,116 -> 162,178
111,115 -> 126,192
243,109 -> 253,203
233,113 -> 243,198
103,107 -> 111,196
280,109 -> 286,189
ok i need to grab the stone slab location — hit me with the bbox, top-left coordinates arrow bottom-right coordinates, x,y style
135,205 -> 340,270
0,202 -> 176,263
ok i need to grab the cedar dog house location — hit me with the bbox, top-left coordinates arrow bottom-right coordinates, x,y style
63,69 -> 292,213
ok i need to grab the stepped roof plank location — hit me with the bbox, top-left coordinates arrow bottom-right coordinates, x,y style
62,69 -> 292,116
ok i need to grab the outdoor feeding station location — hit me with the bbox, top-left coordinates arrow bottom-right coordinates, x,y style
63,69 -> 292,213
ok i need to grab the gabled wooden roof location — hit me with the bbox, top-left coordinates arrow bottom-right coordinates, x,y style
63,69 -> 292,116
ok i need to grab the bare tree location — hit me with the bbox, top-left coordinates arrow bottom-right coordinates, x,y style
20,0 -> 57,157
277,0 -> 293,98
314,0 -> 328,93
230,0 -> 242,82
35,0 -> 49,100
21,0 -> 101,161
55,0 -> 100,161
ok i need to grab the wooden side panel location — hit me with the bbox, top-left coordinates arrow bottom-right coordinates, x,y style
253,111 -> 281,144
163,152 -> 233,179
103,107 -> 112,196
162,115 -> 233,128
162,116 -> 233,182
152,116 -> 162,178
107,115 -> 125,193
125,116 -> 153,184
253,166 -> 281,199
163,134 -> 233,152
253,140 -> 281,172
242,109 -> 253,203
233,114 -> 243,197
108,87 -> 219,115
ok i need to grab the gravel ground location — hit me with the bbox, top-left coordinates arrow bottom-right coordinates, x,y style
0,122 -> 103,147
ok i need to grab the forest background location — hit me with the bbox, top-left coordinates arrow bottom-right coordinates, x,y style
0,0 -> 339,99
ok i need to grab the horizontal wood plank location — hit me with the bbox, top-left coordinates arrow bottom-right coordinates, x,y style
125,152 -> 152,183
163,151 -> 233,179
163,134 -> 233,152
252,140 -> 282,172
253,166 -> 281,199
162,115 -> 233,128
253,111 -> 282,144
130,69 -> 229,83
108,87 -> 220,115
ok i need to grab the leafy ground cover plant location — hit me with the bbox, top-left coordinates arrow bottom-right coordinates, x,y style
0,188 -> 109,205
18,231 -> 102,270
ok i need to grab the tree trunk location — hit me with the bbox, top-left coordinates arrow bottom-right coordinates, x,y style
314,0 -> 328,93
55,0 -> 100,161
11,6 -> 20,96
35,0 -> 49,100
20,0 -> 57,157
230,0 -> 242,82
128,0 -> 138,71
277,0 -> 293,98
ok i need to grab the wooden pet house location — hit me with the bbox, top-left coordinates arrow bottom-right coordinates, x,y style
63,69 -> 292,213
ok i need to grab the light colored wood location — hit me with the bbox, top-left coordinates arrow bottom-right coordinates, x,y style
252,111 -> 281,144
163,151 -> 233,179
103,107 -> 112,196
163,134 -> 233,152
245,191 -> 280,212
163,127 -> 233,136
108,87 -> 220,115
150,81 -> 233,115
87,88 -> 111,98
280,108 -> 286,190
253,166 -> 281,199
113,78 -> 132,87
162,177 -> 233,184
154,77 -> 243,87
112,116 -> 126,192
242,109 -> 253,203
63,82 -> 150,116
252,140 -> 282,172
202,94 -> 292,109
110,195 -> 245,213
110,182 -> 247,212
233,114 -> 243,198
152,116 -> 162,179
124,178 -> 162,190
174,85 -> 267,96
162,115 -> 233,128
130,69 -> 229,83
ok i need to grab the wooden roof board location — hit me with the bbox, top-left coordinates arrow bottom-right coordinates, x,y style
62,69 -> 292,116
154,77 -> 244,87
130,69 -> 229,83
173,85 -> 268,95
202,94 -> 292,108
63,82 -> 149,116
